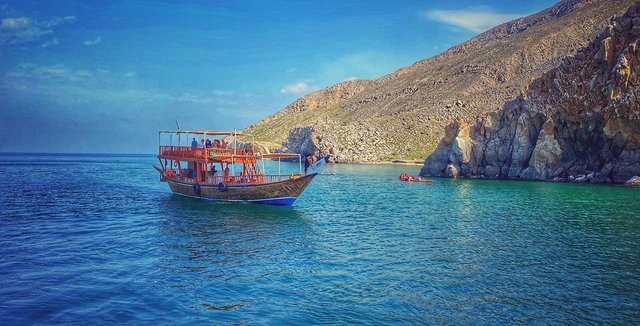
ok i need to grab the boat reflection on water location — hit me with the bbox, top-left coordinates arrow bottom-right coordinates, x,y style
153,195 -> 317,310
158,195 -> 310,230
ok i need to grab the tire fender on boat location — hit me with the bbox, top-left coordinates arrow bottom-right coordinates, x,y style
193,184 -> 201,196
217,182 -> 227,192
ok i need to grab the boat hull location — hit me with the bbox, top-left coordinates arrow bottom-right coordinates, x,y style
166,173 -> 317,206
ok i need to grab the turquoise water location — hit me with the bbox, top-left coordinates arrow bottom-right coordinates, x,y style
1,153 -> 639,324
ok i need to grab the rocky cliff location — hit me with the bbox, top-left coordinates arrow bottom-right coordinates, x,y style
421,2 -> 640,184
245,0 -> 635,163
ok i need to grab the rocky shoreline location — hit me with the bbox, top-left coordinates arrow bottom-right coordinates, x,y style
420,3 -> 640,185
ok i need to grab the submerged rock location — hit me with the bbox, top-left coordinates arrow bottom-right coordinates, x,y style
421,3 -> 640,184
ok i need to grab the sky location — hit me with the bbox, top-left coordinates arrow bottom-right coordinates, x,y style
0,0 -> 558,154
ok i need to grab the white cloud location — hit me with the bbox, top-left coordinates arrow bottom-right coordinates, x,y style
280,81 -> 318,95
0,62 -> 275,153
318,51 -> 408,84
0,15 -> 75,47
83,36 -> 102,46
1,63 -> 256,108
423,8 -> 522,33
342,76 -> 359,82
41,37 -> 58,48
212,89 -> 233,96
41,16 -> 76,28
1,17 -> 31,29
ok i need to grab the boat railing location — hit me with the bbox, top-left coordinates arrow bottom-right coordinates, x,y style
166,172 -> 297,185
205,174 -> 296,184
171,174 -> 196,184
159,146 -> 247,159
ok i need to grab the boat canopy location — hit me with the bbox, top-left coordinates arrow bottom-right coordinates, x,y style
159,130 -> 246,136
158,150 -> 301,163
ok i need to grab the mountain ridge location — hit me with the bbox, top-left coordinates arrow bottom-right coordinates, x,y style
245,0 -> 635,163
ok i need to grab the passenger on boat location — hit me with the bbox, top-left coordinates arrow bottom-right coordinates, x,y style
205,139 -> 212,148
191,138 -> 198,148
304,155 -> 313,174
198,139 -> 205,149
211,165 -> 217,176
399,173 -> 416,181
224,166 -> 230,182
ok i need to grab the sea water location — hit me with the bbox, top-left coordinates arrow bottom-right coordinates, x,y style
1,153 -> 639,324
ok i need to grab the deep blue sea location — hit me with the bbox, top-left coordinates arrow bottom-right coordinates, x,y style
1,153 -> 639,324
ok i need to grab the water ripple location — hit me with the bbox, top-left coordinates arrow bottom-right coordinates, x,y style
1,154 -> 639,324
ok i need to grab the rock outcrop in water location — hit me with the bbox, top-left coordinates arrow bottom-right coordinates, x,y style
421,3 -> 640,184
245,0 -> 635,163
626,175 -> 640,186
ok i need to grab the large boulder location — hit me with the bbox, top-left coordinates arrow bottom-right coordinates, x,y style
520,118 -> 563,180
625,176 -> 640,186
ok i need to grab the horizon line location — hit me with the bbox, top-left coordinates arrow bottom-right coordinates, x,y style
0,151 -> 156,156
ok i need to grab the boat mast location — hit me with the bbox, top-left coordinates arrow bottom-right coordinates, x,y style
231,129 -> 237,177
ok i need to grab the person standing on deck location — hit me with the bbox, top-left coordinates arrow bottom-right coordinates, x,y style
305,155 -> 313,174
200,164 -> 207,182
191,138 -> 197,148
224,166 -> 230,183
197,139 -> 206,158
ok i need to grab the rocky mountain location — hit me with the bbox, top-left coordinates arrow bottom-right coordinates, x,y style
245,0 -> 636,163
421,2 -> 640,184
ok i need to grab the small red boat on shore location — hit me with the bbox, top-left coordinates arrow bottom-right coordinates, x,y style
399,173 -> 432,183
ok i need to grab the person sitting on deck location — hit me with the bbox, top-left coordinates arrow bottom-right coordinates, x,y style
197,139 -> 205,149
205,139 -> 212,148
191,138 -> 197,148
214,139 -> 220,148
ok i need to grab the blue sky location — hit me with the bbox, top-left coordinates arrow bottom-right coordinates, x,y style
0,0 -> 557,153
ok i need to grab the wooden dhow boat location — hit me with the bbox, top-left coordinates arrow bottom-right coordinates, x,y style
154,130 -> 325,206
